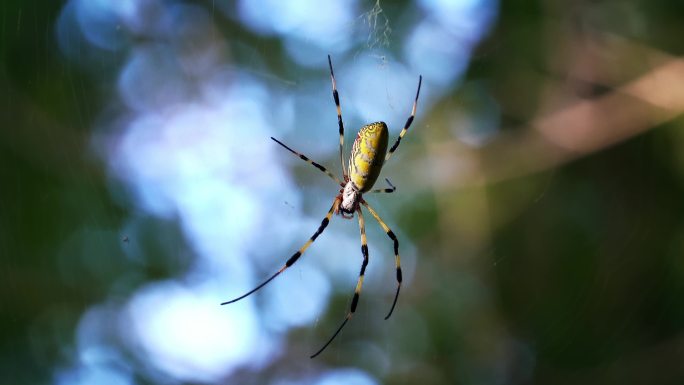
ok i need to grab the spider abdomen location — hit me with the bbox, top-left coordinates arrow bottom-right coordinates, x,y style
348,122 -> 389,192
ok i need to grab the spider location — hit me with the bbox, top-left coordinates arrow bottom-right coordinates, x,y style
222,55 -> 422,358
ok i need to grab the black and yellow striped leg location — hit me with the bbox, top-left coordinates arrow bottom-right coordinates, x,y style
328,55 -> 346,178
271,137 -> 343,186
385,75 -> 423,162
311,208 -> 369,358
361,201 -> 402,320
221,199 -> 339,305
368,178 -> 396,194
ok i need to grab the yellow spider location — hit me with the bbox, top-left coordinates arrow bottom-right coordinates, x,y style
222,56 -> 422,358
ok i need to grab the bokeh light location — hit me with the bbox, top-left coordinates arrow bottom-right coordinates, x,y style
5,0 -> 684,384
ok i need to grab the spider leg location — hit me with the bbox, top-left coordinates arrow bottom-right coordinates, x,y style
361,201 -> 402,320
311,207 -> 369,358
328,55 -> 347,178
221,198 -> 339,305
271,137 -> 343,186
385,75 -> 422,162
367,178 -> 396,194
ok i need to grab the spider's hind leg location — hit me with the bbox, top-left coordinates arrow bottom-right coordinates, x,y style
328,55 -> 347,179
385,76 -> 422,163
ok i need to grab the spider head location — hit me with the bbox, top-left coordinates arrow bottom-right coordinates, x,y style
339,181 -> 359,218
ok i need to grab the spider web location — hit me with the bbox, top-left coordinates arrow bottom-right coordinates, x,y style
359,0 -> 392,50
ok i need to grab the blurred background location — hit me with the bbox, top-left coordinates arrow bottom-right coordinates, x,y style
2,0 -> 684,384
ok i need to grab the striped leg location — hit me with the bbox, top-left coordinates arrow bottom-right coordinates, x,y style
271,137 -> 343,186
368,178 -> 396,194
385,75 -> 423,162
310,208 -> 369,358
362,201 -> 402,320
221,199 -> 339,305
328,55 -> 346,178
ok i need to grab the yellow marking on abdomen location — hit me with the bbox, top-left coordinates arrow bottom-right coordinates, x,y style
348,122 -> 389,192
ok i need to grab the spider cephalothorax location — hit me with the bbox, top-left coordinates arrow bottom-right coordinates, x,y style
338,181 -> 359,218
222,55 -> 421,358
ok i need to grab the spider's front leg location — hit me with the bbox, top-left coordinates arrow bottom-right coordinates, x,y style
310,206 -> 369,358
221,198 -> 339,305
361,201 -> 402,319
